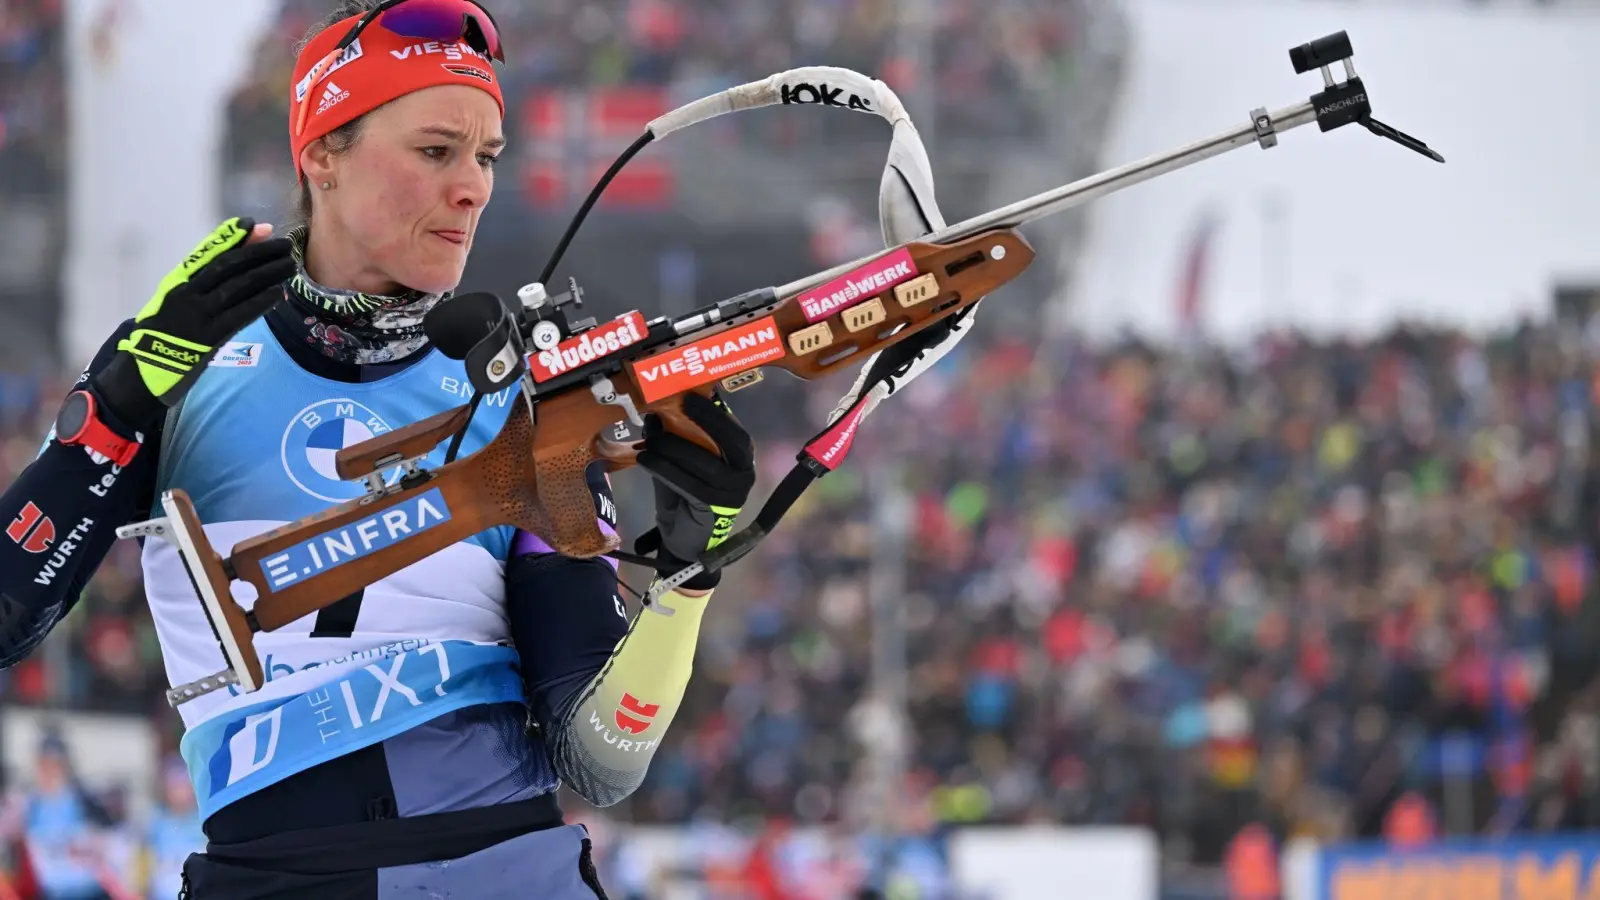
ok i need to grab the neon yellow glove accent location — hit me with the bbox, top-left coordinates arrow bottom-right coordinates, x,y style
115,218 -> 253,399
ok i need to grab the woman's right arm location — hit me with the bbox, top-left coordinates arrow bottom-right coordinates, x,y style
0,320 -> 161,667
0,217 -> 293,667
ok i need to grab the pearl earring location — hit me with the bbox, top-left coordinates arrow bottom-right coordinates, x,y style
321,181 -> 333,190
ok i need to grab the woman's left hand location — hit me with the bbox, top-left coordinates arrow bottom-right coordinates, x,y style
633,391 -> 756,591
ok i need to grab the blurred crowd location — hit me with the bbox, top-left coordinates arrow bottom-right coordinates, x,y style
0,0 -> 66,367
0,0 -> 61,198
596,309 -> 1600,893
220,0 -> 1090,218
0,730 -> 199,900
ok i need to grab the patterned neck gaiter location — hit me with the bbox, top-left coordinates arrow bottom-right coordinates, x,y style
278,226 -> 447,365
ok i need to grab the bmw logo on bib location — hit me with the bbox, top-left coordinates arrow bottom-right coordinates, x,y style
281,399 -> 399,502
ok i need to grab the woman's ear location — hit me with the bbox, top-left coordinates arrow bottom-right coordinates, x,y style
299,139 -> 335,190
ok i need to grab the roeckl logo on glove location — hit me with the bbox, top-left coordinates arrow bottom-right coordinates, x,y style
149,339 -> 203,365
183,222 -> 245,272
709,510 -> 737,549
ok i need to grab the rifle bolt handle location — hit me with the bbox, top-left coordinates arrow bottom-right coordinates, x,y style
518,282 -> 549,310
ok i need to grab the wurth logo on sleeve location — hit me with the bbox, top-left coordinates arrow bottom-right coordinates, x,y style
614,693 -> 660,735
586,709 -> 659,754
630,316 -> 786,403
32,517 -> 94,586
7,503 -> 55,554
798,248 -> 918,323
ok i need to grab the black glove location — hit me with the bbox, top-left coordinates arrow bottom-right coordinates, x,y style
633,391 -> 756,591
92,217 -> 295,427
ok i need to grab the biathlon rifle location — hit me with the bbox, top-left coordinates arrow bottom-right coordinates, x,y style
120,31 -> 1441,706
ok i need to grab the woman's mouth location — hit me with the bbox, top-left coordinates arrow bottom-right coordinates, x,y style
432,230 -> 467,246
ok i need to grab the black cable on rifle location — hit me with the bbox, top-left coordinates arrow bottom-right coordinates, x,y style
537,131 -> 655,285
443,390 -> 484,464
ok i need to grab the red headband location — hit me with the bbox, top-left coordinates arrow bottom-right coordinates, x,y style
288,12 -> 505,179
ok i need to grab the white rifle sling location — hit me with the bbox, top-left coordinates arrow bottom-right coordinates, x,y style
647,65 -> 982,442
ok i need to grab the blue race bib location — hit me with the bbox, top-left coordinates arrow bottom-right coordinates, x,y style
180,640 -> 523,819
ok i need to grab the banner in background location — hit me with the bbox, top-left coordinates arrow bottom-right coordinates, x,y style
1316,836 -> 1600,900
62,0 -> 278,368
1554,283 -> 1600,327
949,827 -> 1157,900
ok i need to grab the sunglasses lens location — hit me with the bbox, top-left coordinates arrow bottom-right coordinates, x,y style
380,0 -> 502,60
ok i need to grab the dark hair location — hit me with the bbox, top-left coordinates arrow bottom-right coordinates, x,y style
290,1 -> 383,226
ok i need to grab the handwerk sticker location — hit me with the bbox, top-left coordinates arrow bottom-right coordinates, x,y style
798,248 -> 918,324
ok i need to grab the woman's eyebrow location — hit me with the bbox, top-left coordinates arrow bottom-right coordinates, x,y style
416,125 -> 506,150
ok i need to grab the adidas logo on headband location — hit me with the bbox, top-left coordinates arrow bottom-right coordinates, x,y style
317,81 -> 351,116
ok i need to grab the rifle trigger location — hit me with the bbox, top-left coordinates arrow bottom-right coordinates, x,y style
590,375 -> 645,428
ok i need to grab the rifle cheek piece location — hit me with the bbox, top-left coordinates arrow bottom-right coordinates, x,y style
424,291 -> 528,395
462,316 -> 525,396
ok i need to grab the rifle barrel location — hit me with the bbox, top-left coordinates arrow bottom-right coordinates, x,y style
774,99 -> 1318,300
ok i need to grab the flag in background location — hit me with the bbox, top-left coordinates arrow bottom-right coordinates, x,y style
520,87 -> 674,208
89,0 -> 130,69
1174,209 -> 1220,337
